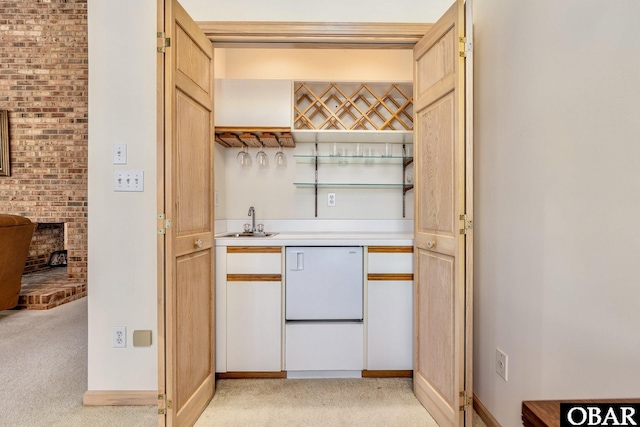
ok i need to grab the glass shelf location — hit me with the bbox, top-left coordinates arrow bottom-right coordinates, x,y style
293,182 -> 410,188
293,154 -> 413,165
294,142 -> 413,218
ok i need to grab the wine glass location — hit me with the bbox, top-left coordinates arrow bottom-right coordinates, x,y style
274,145 -> 286,167
256,144 -> 268,168
237,145 -> 251,167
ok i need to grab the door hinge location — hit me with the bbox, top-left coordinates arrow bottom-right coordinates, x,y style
459,390 -> 472,411
158,393 -> 173,414
157,213 -> 172,235
157,32 -> 171,53
459,36 -> 472,57
158,393 -> 165,414
459,214 -> 473,235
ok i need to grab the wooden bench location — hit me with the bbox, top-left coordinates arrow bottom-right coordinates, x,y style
522,399 -> 640,427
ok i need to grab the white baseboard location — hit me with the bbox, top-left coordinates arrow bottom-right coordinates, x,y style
82,390 -> 158,406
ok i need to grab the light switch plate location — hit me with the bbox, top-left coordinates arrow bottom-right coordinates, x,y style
114,171 -> 144,192
113,143 -> 127,164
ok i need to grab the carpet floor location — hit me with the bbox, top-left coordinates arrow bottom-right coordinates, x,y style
199,378 -> 440,427
0,297 -> 487,427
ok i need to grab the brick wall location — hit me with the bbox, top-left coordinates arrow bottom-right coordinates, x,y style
0,0 -> 88,280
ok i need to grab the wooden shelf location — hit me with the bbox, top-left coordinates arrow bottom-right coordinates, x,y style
214,127 -> 296,148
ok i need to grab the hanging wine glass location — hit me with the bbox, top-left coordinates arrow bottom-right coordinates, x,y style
237,145 -> 251,167
274,144 -> 286,167
256,143 -> 268,168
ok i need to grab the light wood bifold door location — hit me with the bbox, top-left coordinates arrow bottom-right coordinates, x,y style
412,1 -> 472,426
158,0 -> 215,425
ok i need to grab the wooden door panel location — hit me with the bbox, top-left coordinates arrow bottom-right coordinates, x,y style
417,93 -> 455,236
413,1 -> 468,426
416,27 -> 456,97
175,250 -> 213,411
416,250 -> 455,405
175,91 -> 211,235
176,24 -> 211,95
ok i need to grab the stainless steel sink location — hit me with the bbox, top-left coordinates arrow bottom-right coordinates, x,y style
217,232 -> 278,238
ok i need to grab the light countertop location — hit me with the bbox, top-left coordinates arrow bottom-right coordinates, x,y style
215,231 -> 413,247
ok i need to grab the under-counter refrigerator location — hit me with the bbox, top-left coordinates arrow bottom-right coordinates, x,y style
285,246 -> 363,321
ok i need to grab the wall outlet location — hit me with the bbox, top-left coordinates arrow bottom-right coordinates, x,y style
113,143 -> 127,164
327,193 -> 336,207
114,171 -> 144,192
496,348 -> 508,381
114,326 -> 126,348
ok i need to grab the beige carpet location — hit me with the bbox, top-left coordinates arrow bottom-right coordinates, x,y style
199,378 -> 434,426
0,298 -> 157,427
198,378 -> 487,427
0,296 -> 487,427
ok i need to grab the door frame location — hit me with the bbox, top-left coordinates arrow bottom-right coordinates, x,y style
198,21 -> 432,49
157,7 -> 474,426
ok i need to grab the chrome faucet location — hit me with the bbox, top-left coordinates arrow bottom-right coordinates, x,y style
248,206 -> 256,232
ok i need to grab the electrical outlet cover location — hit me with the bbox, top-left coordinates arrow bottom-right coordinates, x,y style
496,348 -> 508,381
114,326 -> 126,348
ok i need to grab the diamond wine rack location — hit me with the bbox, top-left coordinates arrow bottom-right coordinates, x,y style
294,82 -> 413,132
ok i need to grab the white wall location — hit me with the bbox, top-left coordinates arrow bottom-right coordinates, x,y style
180,0 -> 452,23
87,0 -> 158,390
474,0 -> 640,425
222,143 -> 413,221
217,49 -> 413,81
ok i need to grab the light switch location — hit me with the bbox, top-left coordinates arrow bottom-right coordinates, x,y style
114,171 -> 144,192
113,143 -> 127,164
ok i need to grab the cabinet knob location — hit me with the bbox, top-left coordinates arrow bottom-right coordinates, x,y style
195,239 -> 203,249
426,240 -> 436,249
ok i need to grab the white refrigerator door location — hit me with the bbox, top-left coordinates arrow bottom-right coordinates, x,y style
285,246 -> 363,320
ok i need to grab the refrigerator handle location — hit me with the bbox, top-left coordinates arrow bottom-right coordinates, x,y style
296,252 -> 304,271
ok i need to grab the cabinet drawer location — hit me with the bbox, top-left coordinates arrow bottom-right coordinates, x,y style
227,249 -> 282,275
286,322 -> 363,372
367,251 -> 413,275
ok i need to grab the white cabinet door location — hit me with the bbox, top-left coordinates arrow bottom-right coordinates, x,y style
214,79 -> 292,128
367,280 -> 413,370
366,248 -> 413,371
227,281 -> 282,372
